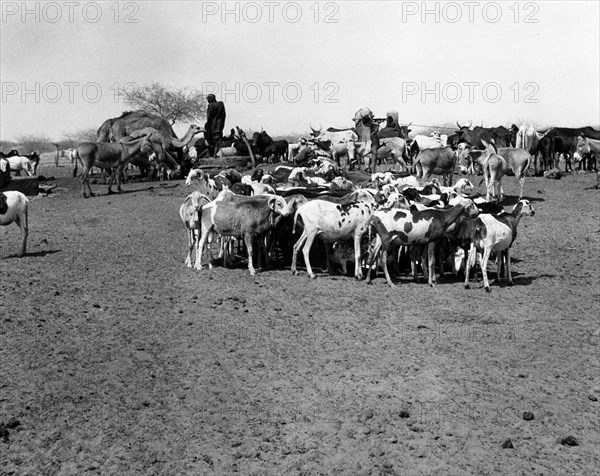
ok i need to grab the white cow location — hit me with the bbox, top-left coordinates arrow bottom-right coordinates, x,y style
411,134 -> 447,151
6,156 -> 35,177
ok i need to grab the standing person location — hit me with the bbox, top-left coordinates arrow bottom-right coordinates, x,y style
359,110 -> 382,173
378,110 -> 403,139
204,94 -> 226,158
368,119 -> 381,173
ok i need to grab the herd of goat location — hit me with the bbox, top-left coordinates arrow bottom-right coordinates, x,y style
179,155 -> 536,292
5,121 -> 600,290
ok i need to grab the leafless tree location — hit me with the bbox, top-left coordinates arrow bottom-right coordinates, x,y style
118,83 -> 206,125
14,134 -> 53,154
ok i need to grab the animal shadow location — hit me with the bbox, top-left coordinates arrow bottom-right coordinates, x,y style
510,273 -> 556,287
102,184 -> 180,196
1,249 -> 62,259
502,195 -> 545,206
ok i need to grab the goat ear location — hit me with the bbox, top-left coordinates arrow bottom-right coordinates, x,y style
267,196 -> 279,211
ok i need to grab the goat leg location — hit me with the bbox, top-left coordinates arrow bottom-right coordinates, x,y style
244,233 -> 256,276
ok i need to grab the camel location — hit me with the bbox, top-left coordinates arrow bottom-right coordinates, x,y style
96,111 -> 202,164
73,135 -> 153,198
128,125 -> 202,179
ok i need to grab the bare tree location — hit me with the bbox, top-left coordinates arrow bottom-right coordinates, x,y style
15,134 -> 54,154
118,83 -> 206,125
61,128 -> 98,148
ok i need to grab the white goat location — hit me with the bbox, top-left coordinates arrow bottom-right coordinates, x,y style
291,190 -> 377,279
186,168 -> 220,199
179,191 -> 211,268
465,199 -> 535,292
0,191 -> 29,257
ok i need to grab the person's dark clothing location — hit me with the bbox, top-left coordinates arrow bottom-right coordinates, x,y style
205,99 -> 226,156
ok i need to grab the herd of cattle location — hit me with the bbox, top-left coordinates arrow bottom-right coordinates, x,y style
174,119 -> 598,289
1,118 -> 599,290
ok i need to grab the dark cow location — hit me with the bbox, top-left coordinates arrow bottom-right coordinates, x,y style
538,127 -> 600,171
453,121 -> 518,149
252,131 -> 288,163
0,149 -> 20,158
220,129 -> 237,147
221,128 -> 251,156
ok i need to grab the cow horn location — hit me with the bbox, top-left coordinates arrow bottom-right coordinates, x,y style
456,121 -> 462,129
468,120 -> 473,128
481,120 -> 483,127
539,127 -> 554,139
407,121 -> 413,127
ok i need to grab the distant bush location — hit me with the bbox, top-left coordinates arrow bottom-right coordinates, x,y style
0,140 -> 18,152
14,134 -> 54,154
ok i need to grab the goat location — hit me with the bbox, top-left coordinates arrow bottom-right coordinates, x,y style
230,183 -> 254,196
185,168 -> 220,199
0,191 -> 29,257
197,194 -> 293,275
291,190 -> 377,279
465,199 -> 535,292
180,192 -> 211,268
366,197 -> 479,287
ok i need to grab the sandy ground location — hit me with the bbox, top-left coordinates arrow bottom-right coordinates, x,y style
1,165 -> 599,475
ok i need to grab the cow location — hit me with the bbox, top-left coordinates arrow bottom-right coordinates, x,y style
373,138 -> 410,171
515,124 -> 554,173
252,131 -> 288,163
538,127 -> 600,171
413,147 -> 457,186
453,121 -> 519,149
309,124 -> 359,167
409,134 -> 447,159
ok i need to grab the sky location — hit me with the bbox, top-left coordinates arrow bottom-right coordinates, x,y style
1,0 -> 599,141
